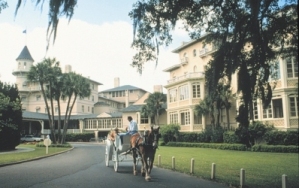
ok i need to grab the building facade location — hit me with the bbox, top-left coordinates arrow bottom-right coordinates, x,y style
163,35 -> 298,132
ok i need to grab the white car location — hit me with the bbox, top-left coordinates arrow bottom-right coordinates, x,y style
21,135 -> 44,142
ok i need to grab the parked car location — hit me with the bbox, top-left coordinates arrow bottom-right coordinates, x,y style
21,135 -> 43,142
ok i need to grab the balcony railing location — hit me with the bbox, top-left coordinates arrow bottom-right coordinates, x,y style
19,86 -> 42,92
199,45 -> 218,57
167,72 -> 205,84
180,57 -> 188,65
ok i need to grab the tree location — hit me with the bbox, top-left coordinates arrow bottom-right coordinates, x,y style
0,0 -> 7,14
27,58 -> 62,144
130,0 -> 298,129
141,92 -> 166,125
194,95 -> 215,128
60,72 -> 91,143
0,81 -> 22,151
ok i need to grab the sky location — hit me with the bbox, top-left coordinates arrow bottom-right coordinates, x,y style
0,0 -> 190,93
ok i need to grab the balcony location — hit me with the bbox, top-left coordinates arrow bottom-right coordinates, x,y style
199,45 -> 218,57
19,86 -> 42,92
167,72 -> 205,84
180,57 -> 188,65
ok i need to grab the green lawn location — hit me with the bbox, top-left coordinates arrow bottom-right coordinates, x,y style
154,146 -> 299,188
0,144 -> 72,166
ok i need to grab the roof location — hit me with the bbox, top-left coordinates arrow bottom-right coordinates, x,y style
98,96 -> 124,103
171,33 -> 210,53
16,46 -> 34,61
85,77 -> 102,86
94,101 -> 110,106
22,111 -> 124,120
121,104 -> 144,112
100,85 -> 147,93
163,63 -> 181,72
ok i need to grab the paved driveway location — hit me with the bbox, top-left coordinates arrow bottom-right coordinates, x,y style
0,143 -> 229,188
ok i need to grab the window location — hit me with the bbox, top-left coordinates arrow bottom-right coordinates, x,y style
21,95 -> 26,101
36,107 -> 40,113
88,106 -> 90,112
82,105 -> 84,112
179,85 -> 189,100
192,83 -> 200,98
286,57 -> 298,78
92,107 -> 94,114
141,115 -> 149,124
24,62 -> 26,69
116,91 -> 118,97
169,88 -> 177,103
263,103 -> 272,119
193,49 -> 196,57
269,61 -> 280,80
22,82 -> 27,87
92,96 -> 94,102
92,84 -> 94,89
180,111 -> 190,125
253,101 -> 258,120
112,92 -> 115,97
36,95 -> 41,101
194,114 -> 202,124
170,112 -> 178,124
130,90 -> 134,93
263,99 -> 284,119
55,107 -> 58,113
272,99 -> 283,118
290,96 -> 298,117
193,66 -> 197,72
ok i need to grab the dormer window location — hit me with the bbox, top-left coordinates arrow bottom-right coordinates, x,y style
24,62 -> 26,69
193,49 -> 196,57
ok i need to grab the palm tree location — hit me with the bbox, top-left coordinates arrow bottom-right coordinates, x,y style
194,95 -> 215,129
141,92 -> 166,126
217,84 -> 234,130
60,72 -> 91,143
27,58 -> 61,143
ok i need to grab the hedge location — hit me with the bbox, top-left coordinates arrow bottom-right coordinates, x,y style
251,144 -> 299,153
223,131 -> 240,144
263,131 -> 299,146
166,142 -> 247,151
65,133 -> 95,142
36,142 -> 72,148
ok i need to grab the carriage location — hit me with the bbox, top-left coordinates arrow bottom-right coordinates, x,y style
105,134 -> 141,172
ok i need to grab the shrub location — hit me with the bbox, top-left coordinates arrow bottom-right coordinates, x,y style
248,121 -> 274,145
36,142 -> 72,148
160,124 -> 180,144
166,142 -> 247,151
65,133 -> 95,142
210,126 -> 224,143
251,144 -> 298,153
263,131 -> 299,145
177,132 -> 198,142
223,131 -> 240,143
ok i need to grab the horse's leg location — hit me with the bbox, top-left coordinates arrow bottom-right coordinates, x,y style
143,154 -> 151,181
132,149 -> 138,175
148,151 -> 155,175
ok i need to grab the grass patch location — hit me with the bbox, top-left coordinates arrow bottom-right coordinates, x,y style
0,143 -> 72,166
155,146 -> 299,188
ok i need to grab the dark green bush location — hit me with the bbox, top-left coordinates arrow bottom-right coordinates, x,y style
36,142 -> 72,148
263,131 -> 299,145
166,142 -> 247,151
177,132 -> 199,142
65,133 -> 95,142
223,131 -> 240,143
160,124 -> 180,144
251,144 -> 298,153
248,121 -> 274,145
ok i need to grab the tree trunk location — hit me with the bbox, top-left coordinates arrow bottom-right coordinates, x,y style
40,83 -> 54,141
225,105 -> 230,130
62,94 -> 77,143
49,85 -> 57,144
57,98 -> 62,143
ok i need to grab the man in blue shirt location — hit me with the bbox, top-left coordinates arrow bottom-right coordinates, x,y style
120,116 -> 138,136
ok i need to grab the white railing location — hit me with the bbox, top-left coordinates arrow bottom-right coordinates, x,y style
199,45 -> 218,57
167,72 -> 205,84
181,57 -> 188,65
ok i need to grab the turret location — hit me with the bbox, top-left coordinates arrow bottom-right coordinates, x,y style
12,46 -> 34,91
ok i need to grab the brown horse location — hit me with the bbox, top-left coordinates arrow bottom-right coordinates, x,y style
130,125 -> 160,181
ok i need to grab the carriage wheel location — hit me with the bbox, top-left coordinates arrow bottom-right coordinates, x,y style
113,149 -> 119,172
105,153 -> 109,167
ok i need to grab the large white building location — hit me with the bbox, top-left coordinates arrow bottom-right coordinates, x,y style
163,35 -> 298,131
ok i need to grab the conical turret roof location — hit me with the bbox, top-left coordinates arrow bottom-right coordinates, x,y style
16,46 -> 34,61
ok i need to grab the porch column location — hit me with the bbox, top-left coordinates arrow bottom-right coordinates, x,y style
190,109 -> 194,132
39,120 -> 44,134
29,122 -> 32,134
94,131 -> 98,141
79,120 -> 84,133
202,115 -> 206,130
282,93 -> 290,129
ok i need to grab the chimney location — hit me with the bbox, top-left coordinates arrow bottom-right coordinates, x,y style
153,85 -> 163,93
65,65 -> 72,73
125,90 -> 129,107
114,77 -> 120,88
